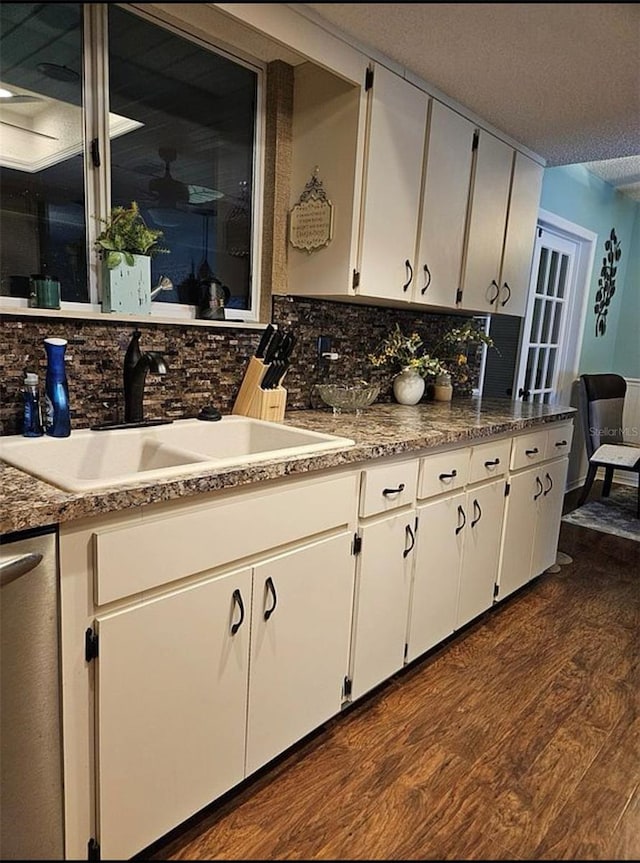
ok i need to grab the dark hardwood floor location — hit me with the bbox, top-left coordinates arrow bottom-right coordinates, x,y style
141,488 -> 639,861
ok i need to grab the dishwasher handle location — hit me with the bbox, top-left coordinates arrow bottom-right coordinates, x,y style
0,552 -> 44,587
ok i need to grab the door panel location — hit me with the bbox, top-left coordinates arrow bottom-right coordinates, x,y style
246,532 -> 354,775
96,569 -> 251,861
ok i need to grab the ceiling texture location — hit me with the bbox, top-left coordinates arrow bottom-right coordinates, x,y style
299,3 -> 640,201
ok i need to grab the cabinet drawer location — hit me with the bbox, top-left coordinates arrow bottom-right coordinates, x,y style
359,460 -> 418,518
468,439 -> 511,485
94,474 -> 358,605
510,430 -> 548,471
417,448 -> 470,500
545,422 -> 573,459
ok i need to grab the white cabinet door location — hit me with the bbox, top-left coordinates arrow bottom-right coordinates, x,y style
456,479 -> 505,629
357,63 -> 428,302
96,568 -> 252,861
413,100 -> 475,308
496,466 -> 539,601
407,492 -> 465,662
349,510 -> 416,700
246,532 -> 354,775
460,130 -> 513,313
498,151 -> 544,316
531,457 -> 569,578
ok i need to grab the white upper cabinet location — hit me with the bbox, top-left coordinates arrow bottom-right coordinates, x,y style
498,152 -> 544,316
413,100 -> 475,308
356,63 -> 428,301
459,130 -> 514,313
287,59 -> 543,316
460,133 -> 543,317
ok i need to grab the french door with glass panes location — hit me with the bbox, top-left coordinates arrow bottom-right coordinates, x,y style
515,227 -> 578,404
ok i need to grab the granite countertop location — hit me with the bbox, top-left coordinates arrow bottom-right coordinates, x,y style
0,398 -> 575,535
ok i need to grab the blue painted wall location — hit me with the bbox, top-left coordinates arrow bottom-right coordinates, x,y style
540,164 -> 639,377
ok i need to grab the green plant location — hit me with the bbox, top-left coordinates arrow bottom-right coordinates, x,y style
368,321 -> 496,380
368,324 -> 444,378
95,201 -> 169,269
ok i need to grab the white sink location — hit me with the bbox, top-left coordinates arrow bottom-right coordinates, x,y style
0,416 -> 355,492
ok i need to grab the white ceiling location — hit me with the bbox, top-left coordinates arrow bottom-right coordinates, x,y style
299,3 -> 640,201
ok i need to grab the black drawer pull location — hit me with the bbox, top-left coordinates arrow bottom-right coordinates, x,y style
403,522 -> 416,558
525,447 -> 539,456
264,576 -> 277,621
439,470 -> 457,481
383,483 -> 406,497
555,440 -> 568,447
421,263 -> 432,295
484,458 -> 500,468
231,588 -> 245,635
471,498 -> 482,528
488,280 -> 500,305
543,473 -> 553,496
402,259 -> 413,292
534,476 -> 544,500
455,505 -> 466,535
500,281 -> 511,307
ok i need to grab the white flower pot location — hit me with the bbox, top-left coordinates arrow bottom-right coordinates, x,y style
101,254 -> 151,315
392,368 -> 425,405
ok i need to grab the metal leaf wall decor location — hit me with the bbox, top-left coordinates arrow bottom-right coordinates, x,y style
594,228 -> 621,337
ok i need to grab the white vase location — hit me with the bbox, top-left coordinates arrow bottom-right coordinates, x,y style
101,254 -> 151,315
392,368 -> 425,405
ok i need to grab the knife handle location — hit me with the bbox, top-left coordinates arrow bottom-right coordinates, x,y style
255,323 -> 274,358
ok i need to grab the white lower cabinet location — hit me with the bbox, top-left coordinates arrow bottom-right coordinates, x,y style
246,533 -> 354,775
456,478 -> 506,629
95,532 -> 354,860
407,478 -> 505,663
349,510 -> 416,701
96,568 -> 252,861
407,491 -> 464,661
530,457 -> 570,578
58,424 -> 574,859
497,456 -> 569,601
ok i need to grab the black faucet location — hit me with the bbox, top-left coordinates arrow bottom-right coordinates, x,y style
123,330 -> 169,423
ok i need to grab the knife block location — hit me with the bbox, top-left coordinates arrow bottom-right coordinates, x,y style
232,356 -> 287,423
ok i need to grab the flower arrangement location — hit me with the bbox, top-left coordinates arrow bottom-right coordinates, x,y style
95,201 -> 169,269
368,320 -> 495,381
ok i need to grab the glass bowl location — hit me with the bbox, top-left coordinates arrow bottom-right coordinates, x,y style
315,380 -> 380,415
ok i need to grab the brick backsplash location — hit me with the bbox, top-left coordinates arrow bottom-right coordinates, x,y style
0,298 -> 482,435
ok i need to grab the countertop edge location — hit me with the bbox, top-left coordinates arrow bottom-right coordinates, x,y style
0,402 -> 576,535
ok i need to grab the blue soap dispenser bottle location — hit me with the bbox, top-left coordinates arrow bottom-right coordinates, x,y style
22,372 -> 44,437
43,337 -> 71,437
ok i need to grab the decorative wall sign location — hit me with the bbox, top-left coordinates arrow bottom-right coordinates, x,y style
594,228 -> 622,337
289,167 -> 333,253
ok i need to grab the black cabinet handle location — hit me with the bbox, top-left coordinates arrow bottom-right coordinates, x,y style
484,458 -> 500,468
402,259 -> 413,292
455,505 -> 466,535
383,483 -> 406,497
534,476 -> 544,500
518,387 -> 531,401
420,263 -> 432,295
543,472 -> 553,496
403,522 -> 416,558
471,498 -> 482,528
231,588 -> 245,635
439,470 -> 457,481
488,280 -> 500,305
264,576 -> 277,621
500,282 -> 512,307
91,137 -> 100,168
525,447 -> 539,456
555,440 -> 568,447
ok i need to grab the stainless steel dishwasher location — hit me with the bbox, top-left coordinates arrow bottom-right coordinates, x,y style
0,526 -> 64,860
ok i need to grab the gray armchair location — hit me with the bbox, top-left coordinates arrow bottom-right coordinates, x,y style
577,373 -> 640,517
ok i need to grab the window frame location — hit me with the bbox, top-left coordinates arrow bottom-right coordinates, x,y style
0,2 -> 266,327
